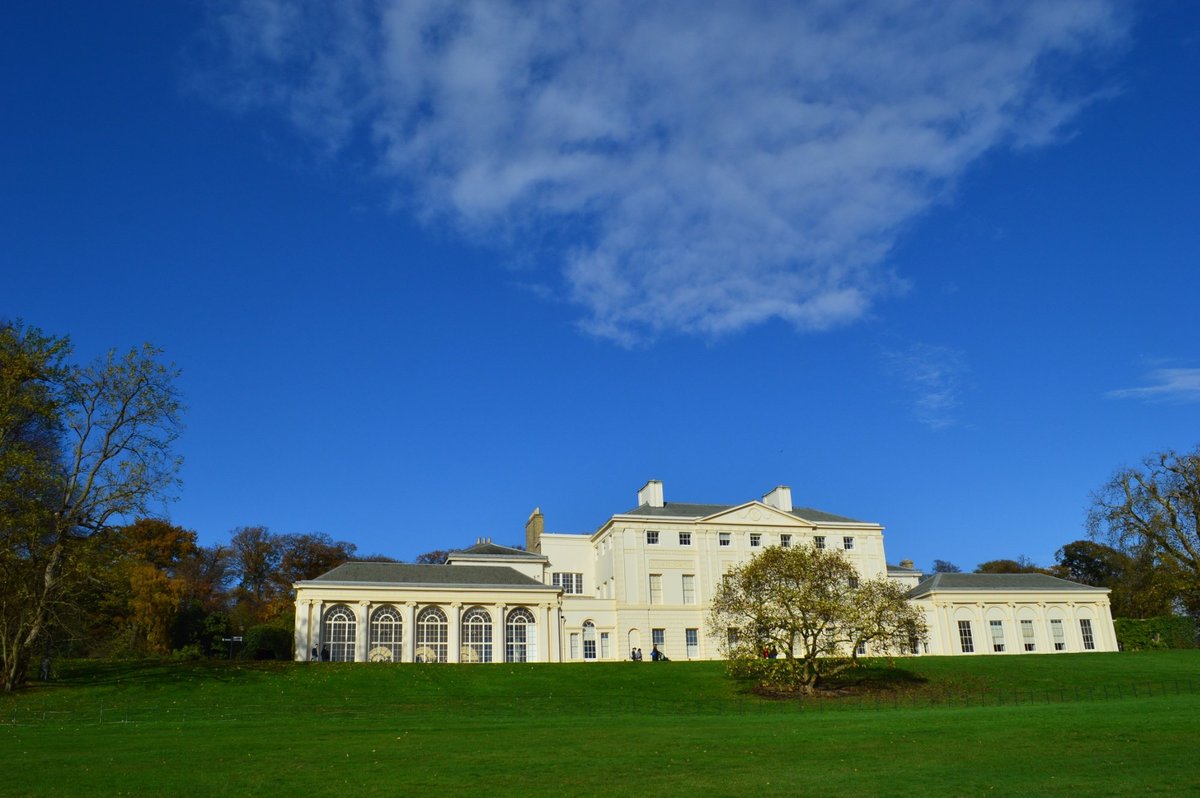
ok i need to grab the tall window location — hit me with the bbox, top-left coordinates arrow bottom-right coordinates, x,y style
569,632 -> 580,659
600,632 -> 611,660
843,536 -> 855,550
649,574 -> 663,604
780,534 -> 791,548
646,530 -> 659,545
686,629 -> 699,658
678,531 -> 691,546
505,607 -> 537,663
682,574 -> 696,605
461,607 -> 493,663
415,606 -> 448,663
553,572 -> 583,594
1050,619 -> 1066,651
1020,619 -> 1036,652
1080,618 -> 1096,650
322,604 -> 357,662
958,620 -> 974,653
652,628 -> 665,648
814,536 -> 826,549
989,619 -> 1005,652
750,533 -> 762,548
719,532 -> 731,547
583,621 -> 597,661
368,605 -> 403,662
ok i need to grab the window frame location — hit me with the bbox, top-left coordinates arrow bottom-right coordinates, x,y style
814,536 -> 826,550
718,532 -> 731,547
678,531 -> 691,546
749,533 -> 762,548
646,530 -> 660,545
957,619 -> 974,653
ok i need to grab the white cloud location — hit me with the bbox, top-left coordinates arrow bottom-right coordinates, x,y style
881,343 -> 969,429
1108,368 -> 1200,404
201,0 -> 1128,342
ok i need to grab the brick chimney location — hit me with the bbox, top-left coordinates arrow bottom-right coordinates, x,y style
525,508 -> 544,553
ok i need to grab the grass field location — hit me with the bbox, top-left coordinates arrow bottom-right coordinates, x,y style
3,652 -> 1199,796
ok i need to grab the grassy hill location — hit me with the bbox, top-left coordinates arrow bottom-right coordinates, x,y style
3,652 -> 1199,796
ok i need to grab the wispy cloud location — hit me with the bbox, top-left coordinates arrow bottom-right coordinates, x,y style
199,0 -> 1128,342
1108,368 -> 1200,404
881,343 -> 969,429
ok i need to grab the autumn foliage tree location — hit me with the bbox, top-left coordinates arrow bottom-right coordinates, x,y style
708,545 -> 925,695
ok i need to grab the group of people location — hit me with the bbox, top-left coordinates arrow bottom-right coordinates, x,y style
630,646 -> 668,662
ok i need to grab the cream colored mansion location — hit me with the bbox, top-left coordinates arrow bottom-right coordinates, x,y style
293,480 -> 1118,663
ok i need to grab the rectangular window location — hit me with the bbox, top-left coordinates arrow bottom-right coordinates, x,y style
649,573 -> 663,605
600,632 -> 610,660
958,620 -> 974,653
1080,618 -> 1095,650
843,536 -> 855,550
682,574 -> 696,605
1021,619 -> 1036,652
814,536 -> 826,549
726,627 -> 739,649
856,641 -> 867,656
678,531 -> 691,546
989,619 -> 1005,652
1051,619 -> 1066,651
780,534 -> 791,548
719,532 -> 731,547
569,633 -> 580,660
652,628 -> 665,648
646,530 -> 659,545
552,572 -> 583,594
750,533 -> 762,548
847,576 -> 859,589
686,629 -> 699,658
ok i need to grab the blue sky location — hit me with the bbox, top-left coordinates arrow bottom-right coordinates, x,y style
4,1 -> 1198,570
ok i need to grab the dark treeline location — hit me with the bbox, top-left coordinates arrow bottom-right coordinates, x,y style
60,520 -> 395,661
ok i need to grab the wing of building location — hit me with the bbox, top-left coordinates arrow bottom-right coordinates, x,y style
294,479 -> 1117,662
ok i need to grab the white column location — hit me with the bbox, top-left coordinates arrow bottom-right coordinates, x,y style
295,600 -> 310,661
404,602 -> 416,663
494,604 -> 506,664
449,603 -> 462,663
540,603 -> 552,662
356,601 -> 370,662
312,600 -> 324,660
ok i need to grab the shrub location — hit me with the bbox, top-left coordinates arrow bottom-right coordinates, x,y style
1113,616 -> 1197,650
240,625 -> 293,660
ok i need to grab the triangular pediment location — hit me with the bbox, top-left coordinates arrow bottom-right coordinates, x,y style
696,501 -> 814,528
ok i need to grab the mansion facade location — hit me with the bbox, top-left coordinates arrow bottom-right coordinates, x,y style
293,480 -> 1118,663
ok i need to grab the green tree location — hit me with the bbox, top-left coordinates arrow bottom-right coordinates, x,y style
707,546 -> 925,694
0,323 -> 182,690
1056,539 -> 1175,618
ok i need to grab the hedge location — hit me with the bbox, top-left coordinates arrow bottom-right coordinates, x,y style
1113,616 -> 1197,651
240,625 -> 294,660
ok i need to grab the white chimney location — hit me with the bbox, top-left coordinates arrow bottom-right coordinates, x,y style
637,479 -> 664,508
761,485 -> 792,512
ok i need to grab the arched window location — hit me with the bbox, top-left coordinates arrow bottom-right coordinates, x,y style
583,620 -> 597,661
415,606 -> 448,663
461,607 -> 493,663
505,607 -> 537,663
322,604 -> 356,662
368,605 -> 403,662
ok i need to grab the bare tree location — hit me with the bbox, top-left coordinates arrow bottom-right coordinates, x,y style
1,325 -> 182,690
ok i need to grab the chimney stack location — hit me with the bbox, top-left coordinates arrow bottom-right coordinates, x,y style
900,559 -> 915,570
525,508 -> 544,553
637,479 -> 664,508
761,485 -> 793,512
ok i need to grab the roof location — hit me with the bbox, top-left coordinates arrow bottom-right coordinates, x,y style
907,572 -> 1107,599
304,562 -> 555,589
449,541 -> 547,560
621,502 -> 866,524
887,563 -> 922,574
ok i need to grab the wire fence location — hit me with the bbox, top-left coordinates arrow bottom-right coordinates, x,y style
2,679 -> 1196,727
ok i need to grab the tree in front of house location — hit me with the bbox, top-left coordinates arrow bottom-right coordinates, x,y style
0,322 -> 183,691
708,545 -> 926,694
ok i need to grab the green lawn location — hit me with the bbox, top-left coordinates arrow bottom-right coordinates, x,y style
3,652 -> 1198,796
